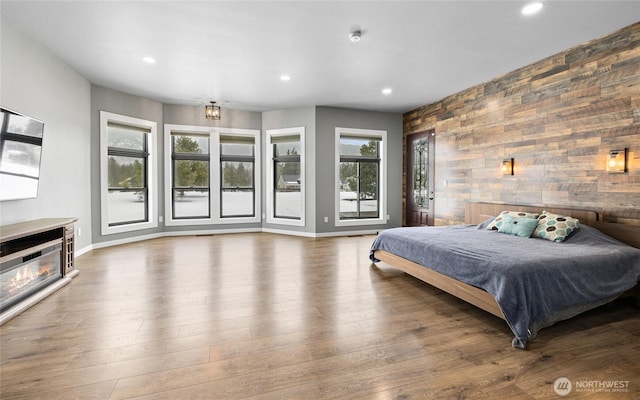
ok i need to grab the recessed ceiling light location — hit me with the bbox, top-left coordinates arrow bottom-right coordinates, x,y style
280,75 -> 291,81
142,56 -> 156,64
521,2 -> 543,16
381,88 -> 392,95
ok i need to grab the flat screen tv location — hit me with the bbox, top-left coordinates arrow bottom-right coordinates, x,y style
0,107 -> 45,201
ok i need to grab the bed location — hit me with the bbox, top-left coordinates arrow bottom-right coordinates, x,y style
369,202 -> 640,349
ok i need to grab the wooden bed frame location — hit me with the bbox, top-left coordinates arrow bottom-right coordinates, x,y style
372,202 -> 640,322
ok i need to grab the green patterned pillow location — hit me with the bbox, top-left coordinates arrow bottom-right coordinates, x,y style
497,215 -> 539,238
533,211 -> 580,242
486,210 -> 540,231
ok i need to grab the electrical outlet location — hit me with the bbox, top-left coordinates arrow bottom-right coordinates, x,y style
324,216 -> 328,223
159,216 -> 164,223
77,227 -> 82,236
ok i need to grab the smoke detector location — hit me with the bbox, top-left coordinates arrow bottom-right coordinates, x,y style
349,30 -> 361,43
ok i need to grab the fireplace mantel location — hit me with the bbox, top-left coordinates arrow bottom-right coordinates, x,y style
0,217 -> 78,325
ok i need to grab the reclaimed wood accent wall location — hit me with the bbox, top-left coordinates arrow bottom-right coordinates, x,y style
403,22 -> 640,226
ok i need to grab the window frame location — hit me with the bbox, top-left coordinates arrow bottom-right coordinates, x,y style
265,127 -> 305,227
170,131 -> 211,221
100,111 -> 158,235
213,128 -> 261,224
0,108 -> 44,200
219,133 -> 257,219
164,125 -> 261,226
334,127 -> 387,227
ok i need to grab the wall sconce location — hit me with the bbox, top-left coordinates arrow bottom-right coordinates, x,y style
607,148 -> 627,174
502,158 -> 514,176
205,101 -> 221,120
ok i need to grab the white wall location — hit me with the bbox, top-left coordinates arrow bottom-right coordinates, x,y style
0,17 -> 92,252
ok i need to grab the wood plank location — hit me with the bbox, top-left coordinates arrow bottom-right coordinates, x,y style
403,22 -> 640,223
0,233 -> 638,398
0,218 -> 77,243
596,222 -> 640,248
464,202 -> 600,227
372,250 -> 505,319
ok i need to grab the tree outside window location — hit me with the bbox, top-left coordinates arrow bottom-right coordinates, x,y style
171,134 -> 210,219
273,143 -> 301,219
266,128 -> 305,226
339,137 -> 380,220
220,137 -> 255,218
106,125 -> 149,226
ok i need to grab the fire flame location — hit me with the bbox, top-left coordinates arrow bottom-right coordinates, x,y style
7,264 -> 52,295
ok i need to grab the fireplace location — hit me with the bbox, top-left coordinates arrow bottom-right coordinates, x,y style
1,242 -> 63,311
0,218 -> 77,325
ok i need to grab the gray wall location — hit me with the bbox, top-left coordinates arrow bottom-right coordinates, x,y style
0,17 -> 93,252
162,103 -> 263,234
91,88 -> 265,242
1,18 -> 403,250
163,104 -> 261,129
90,85 -> 165,244
261,106 -> 403,235
262,107 -> 317,234
315,106 -> 403,233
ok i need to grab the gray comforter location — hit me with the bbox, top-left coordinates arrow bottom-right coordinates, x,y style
369,221 -> 640,348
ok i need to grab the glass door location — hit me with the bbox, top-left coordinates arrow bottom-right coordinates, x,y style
406,130 -> 435,226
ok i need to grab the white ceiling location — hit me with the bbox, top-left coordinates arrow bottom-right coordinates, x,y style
2,1 -> 640,114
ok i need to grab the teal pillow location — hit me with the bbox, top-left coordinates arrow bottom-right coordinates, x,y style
497,215 -> 539,238
486,210 -> 539,231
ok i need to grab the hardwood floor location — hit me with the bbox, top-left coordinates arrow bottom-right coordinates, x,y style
1,233 -> 639,399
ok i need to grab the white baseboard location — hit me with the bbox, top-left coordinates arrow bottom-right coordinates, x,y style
85,226 -> 382,251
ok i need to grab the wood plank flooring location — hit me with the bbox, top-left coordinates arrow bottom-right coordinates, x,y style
1,233 -> 639,399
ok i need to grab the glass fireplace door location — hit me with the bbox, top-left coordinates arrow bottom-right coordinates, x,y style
0,242 -> 62,311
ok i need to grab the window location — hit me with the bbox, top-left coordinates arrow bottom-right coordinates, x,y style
335,127 -> 387,227
164,126 -> 260,226
220,135 -> 255,218
0,108 -> 44,200
100,111 -> 157,235
171,133 -> 210,219
266,127 -> 305,226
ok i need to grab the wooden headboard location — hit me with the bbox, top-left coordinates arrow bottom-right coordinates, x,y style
595,222 -> 640,249
465,202 -> 640,249
465,202 -> 600,227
